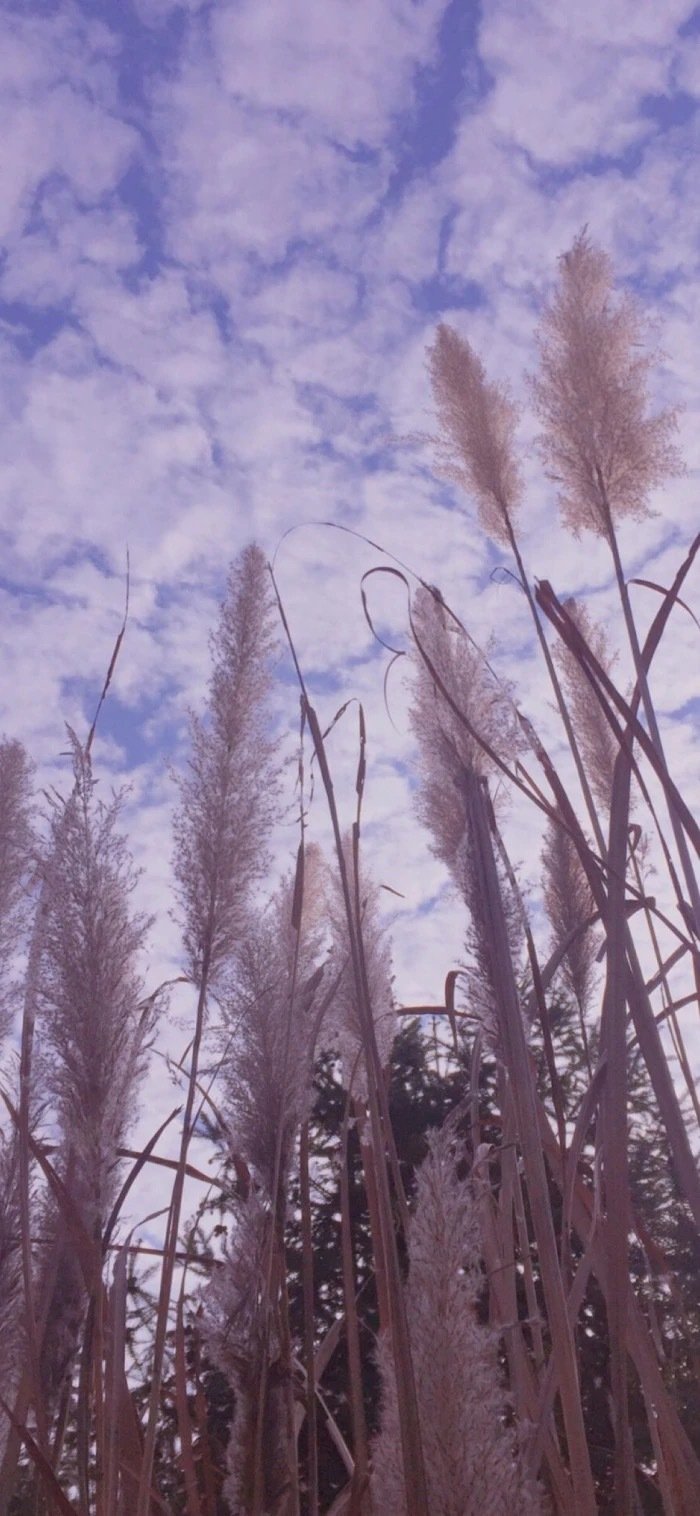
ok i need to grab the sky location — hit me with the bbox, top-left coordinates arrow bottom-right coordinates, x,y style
1,0 -> 699,1221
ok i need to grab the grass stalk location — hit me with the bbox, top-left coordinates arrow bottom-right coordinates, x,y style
464,772 -> 597,1514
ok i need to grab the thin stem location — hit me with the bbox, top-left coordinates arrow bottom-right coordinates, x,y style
598,473 -> 700,935
299,1123 -> 319,1516
135,954 -> 211,1516
504,512 -> 606,855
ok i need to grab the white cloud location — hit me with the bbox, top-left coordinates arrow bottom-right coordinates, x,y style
0,9 -> 138,247
156,86 -> 387,267
211,0 -> 446,146
475,0 -> 695,166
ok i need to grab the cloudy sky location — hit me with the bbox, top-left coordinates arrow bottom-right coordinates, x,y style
2,0 -> 699,1204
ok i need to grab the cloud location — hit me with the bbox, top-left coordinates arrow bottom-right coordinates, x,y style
0,8 -> 139,247
476,0 -> 695,165
210,0 -> 446,146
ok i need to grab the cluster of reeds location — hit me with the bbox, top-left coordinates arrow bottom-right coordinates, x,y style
0,232 -> 698,1515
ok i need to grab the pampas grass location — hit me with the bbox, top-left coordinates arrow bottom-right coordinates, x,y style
371,1129 -> 543,1516
0,235 -> 698,1516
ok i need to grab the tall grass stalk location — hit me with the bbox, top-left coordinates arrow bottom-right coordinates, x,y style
137,544 -> 280,1516
0,235 -> 698,1516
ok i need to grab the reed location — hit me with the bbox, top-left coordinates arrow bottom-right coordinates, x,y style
0,234 -> 697,1516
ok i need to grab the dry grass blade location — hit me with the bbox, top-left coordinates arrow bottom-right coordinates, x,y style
474,1165 -> 573,1512
192,1359 -> 218,1516
270,565 -> 431,1516
104,1107 -> 181,1251
529,1235 -> 598,1482
0,1090 -> 96,1293
463,773 -> 597,1513
104,1238 -> 129,1516
299,1120 -> 319,1516
0,1395 -> 78,1516
339,1094 -> 369,1497
85,553 -> 130,758
174,1286 -> 200,1516
535,574 -> 700,1232
599,737 -> 636,1513
562,1059 -> 607,1248
538,1101 -> 700,1507
536,578 -> 700,857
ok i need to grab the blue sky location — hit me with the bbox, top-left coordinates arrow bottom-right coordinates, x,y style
1,0 -> 699,1067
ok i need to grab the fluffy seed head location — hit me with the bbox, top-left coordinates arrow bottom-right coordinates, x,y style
531,229 -> 683,539
173,543 -> 280,988
542,816 -> 599,1016
37,734 -> 155,1234
325,835 -> 396,1097
427,323 -> 522,546
371,1130 -> 542,1515
410,585 -> 521,883
218,852 -> 325,1196
555,597 -> 622,815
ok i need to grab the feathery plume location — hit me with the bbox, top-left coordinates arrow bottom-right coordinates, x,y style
531,228 -> 683,540
554,597 -> 622,815
410,588 -> 524,1044
371,1130 -> 542,1516
427,323 -> 522,546
139,547 -> 282,1516
326,835 -> 396,1096
460,822 -> 525,1049
542,815 -> 599,1019
37,733 -> 155,1236
37,1216 -> 86,1411
219,855 -> 326,1197
0,738 -> 33,1042
26,738 -> 157,1431
204,856 -> 324,1516
409,585 -> 520,883
173,543 -> 280,990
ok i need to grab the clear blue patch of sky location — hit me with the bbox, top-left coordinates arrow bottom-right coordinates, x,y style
1,543 -> 118,597
99,691 -> 183,769
388,0 -> 487,194
639,90 -> 698,129
362,0 -> 487,243
118,162 -> 169,286
679,5 -> 700,37
61,671 -> 184,769
95,1 -> 182,291
412,269 -> 483,316
0,301 -> 76,359
75,0 -> 190,104
409,207 -> 485,315
525,140 -> 648,194
188,282 -> 235,344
